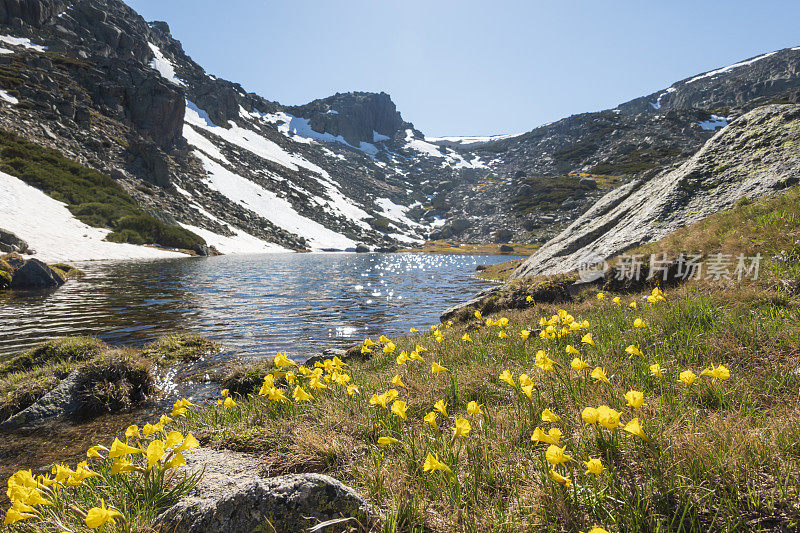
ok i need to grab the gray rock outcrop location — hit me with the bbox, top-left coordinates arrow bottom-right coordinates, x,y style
0,370 -> 81,429
0,228 -> 29,253
512,104 -> 800,279
9,258 -> 65,288
154,447 -> 376,533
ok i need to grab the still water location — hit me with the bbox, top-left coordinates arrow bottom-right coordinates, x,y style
0,253 -> 516,361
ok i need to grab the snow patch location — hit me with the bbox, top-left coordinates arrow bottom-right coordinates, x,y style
0,90 -> 18,105
649,87 -> 676,110
182,123 -> 231,165
698,115 -> 729,131
404,130 -> 488,169
147,43 -> 185,86
425,133 -> 519,147
685,51 -> 778,84
0,34 -> 46,52
0,172 -> 183,262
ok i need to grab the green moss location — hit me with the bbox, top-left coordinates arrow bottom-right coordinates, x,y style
590,147 -> 682,175
512,175 -> 596,214
75,349 -> 155,414
366,216 -> 393,234
0,269 -> 11,289
49,263 -> 84,280
0,336 -> 104,376
139,333 -> 219,363
0,129 -> 205,250
222,360 -> 275,396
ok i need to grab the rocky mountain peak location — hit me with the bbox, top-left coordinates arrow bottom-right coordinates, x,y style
289,91 -> 415,146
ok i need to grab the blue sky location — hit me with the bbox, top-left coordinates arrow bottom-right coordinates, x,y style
125,0 -> 800,137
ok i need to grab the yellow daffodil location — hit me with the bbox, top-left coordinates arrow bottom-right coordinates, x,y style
541,408 -> 561,423
467,401 -> 484,416
612,296 -> 621,305
434,399 -> 448,417
474,310 -> 482,320
581,333 -> 595,347
223,396 -> 237,408
346,384 -> 359,396
274,352 -> 295,368
164,430 -> 183,449
431,361 -> 448,373
548,469 -> 571,487
570,357 -> 589,371
85,499 -> 123,529
125,425 -> 140,440
520,329 -> 530,340
361,345 -> 373,354
597,405 -> 622,429
565,345 -> 580,356
220,389 -> 230,398
378,436 -> 402,447
109,438 -> 142,459
285,370 -> 296,384
624,390 -> 645,409
634,318 -> 647,328
145,440 -> 165,469
596,292 -> 605,300
531,427 -> 562,445
410,327 -> 419,333
535,350 -> 556,372
630,301 -> 638,309
526,295 -> 534,303
591,366 -> 610,384
586,527 -> 611,533
545,444 -> 572,466
363,338 -> 376,347
424,411 -> 438,429
678,369 -> 697,386
521,383 -> 534,399
293,385 -> 313,402
584,457 -> 604,476
167,452 -> 186,469
701,363 -> 731,380
391,374 -> 406,389
453,417 -> 471,438
4,507 -> 35,525
625,344 -> 643,357
423,453 -> 452,474
499,369 -> 515,387
383,341 -> 396,354
175,433 -> 200,453
109,458 -> 135,475
462,333 -> 473,343
497,317 -> 509,328
498,330 -> 510,339
650,363 -> 663,378
410,349 -> 425,361
396,351 -> 410,365
518,373 -> 532,388
623,418 -> 648,440
379,335 -> 391,343
391,400 -> 408,420
86,445 -> 106,459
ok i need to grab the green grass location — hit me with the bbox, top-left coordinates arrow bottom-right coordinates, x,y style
589,147 -> 682,176
0,130 -> 204,250
512,175 -> 597,215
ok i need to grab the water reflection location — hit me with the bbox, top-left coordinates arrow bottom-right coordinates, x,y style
0,253 -> 517,360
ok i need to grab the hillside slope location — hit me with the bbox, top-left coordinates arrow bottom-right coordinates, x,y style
511,104 -> 800,278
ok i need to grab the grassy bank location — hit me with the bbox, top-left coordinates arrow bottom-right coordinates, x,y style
399,241 -> 540,255
0,129 -> 204,251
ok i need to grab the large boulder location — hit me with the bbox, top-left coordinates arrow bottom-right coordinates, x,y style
9,258 -> 65,289
0,370 -> 81,429
154,448 -> 376,533
0,228 -> 29,254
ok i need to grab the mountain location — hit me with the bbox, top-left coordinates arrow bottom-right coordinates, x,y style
0,0 -> 798,260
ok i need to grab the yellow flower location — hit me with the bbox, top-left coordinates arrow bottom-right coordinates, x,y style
467,401 -> 484,416
274,352 -> 296,368
124,425 -> 140,440
146,440 -> 165,469
650,363 -> 663,378
378,436 -> 402,447
346,384 -> 360,396
175,433 -> 200,453
597,405 -> 622,429
109,458 -> 135,475
293,385 -> 313,402
220,388 -> 229,398
453,418 -> 471,438
612,296 -> 621,305
535,351 -> 556,372
520,329 -> 530,340
499,369 -> 515,387
586,527 -> 610,533
86,445 -> 106,459
285,370 -> 296,384
596,292 -> 605,300
396,351 -> 410,365
363,337 -> 376,347
526,295 -> 534,303
431,361 -> 448,373
223,396 -> 237,408
424,411 -> 438,428
167,452 -> 186,469
584,457 -> 604,476
630,301 -> 638,309
410,349 -> 425,361
383,341 -> 396,354
678,369 -> 697,386
462,333 -> 473,343
541,408 -> 561,423
581,333 -> 595,347
164,430 -> 184,449
624,390 -> 645,409
4,507 -> 35,525
410,327 -> 419,333
548,469 -> 571,487
423,453 -> 452,474
623,418 -> 648,440
498,317 -> 509,328
531,427 -> 561,445
361,345 -> 373,354
434,399 -> 448,417
379,335 -> 391,343
565,345 -> 580,356
109,438 -> 142,459
634,318 -> 647,328
519,373 -> 533,387
545,444 -> 572,465
582,406 -> 599,425
85,499 -> 123,529
267,387 -> 289,402
391,374 -> 406,388
474,310 -> 482,320
521,383 -> 534,399
570,357 -> 589,371
701,363 -> 731,380
391,400 -> 408,420
498,330 -> 510,339
625,344 -> 643,357
591,366 -> 610,384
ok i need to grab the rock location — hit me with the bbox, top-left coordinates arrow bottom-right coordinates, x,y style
0,371 -> 82,429
354,243 -> 370,253
191,243 -> 210,256
153,448 -> 376,533
516,184 -> 533,197
0,0 -> 58,27
9,258 -> 65,289
493,229 -> 514,244
512,105 -> 800,279
304,348 -> 350,368
499,244 -> 515,253
579,177 -> 597,189
0,228 -> 29,253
